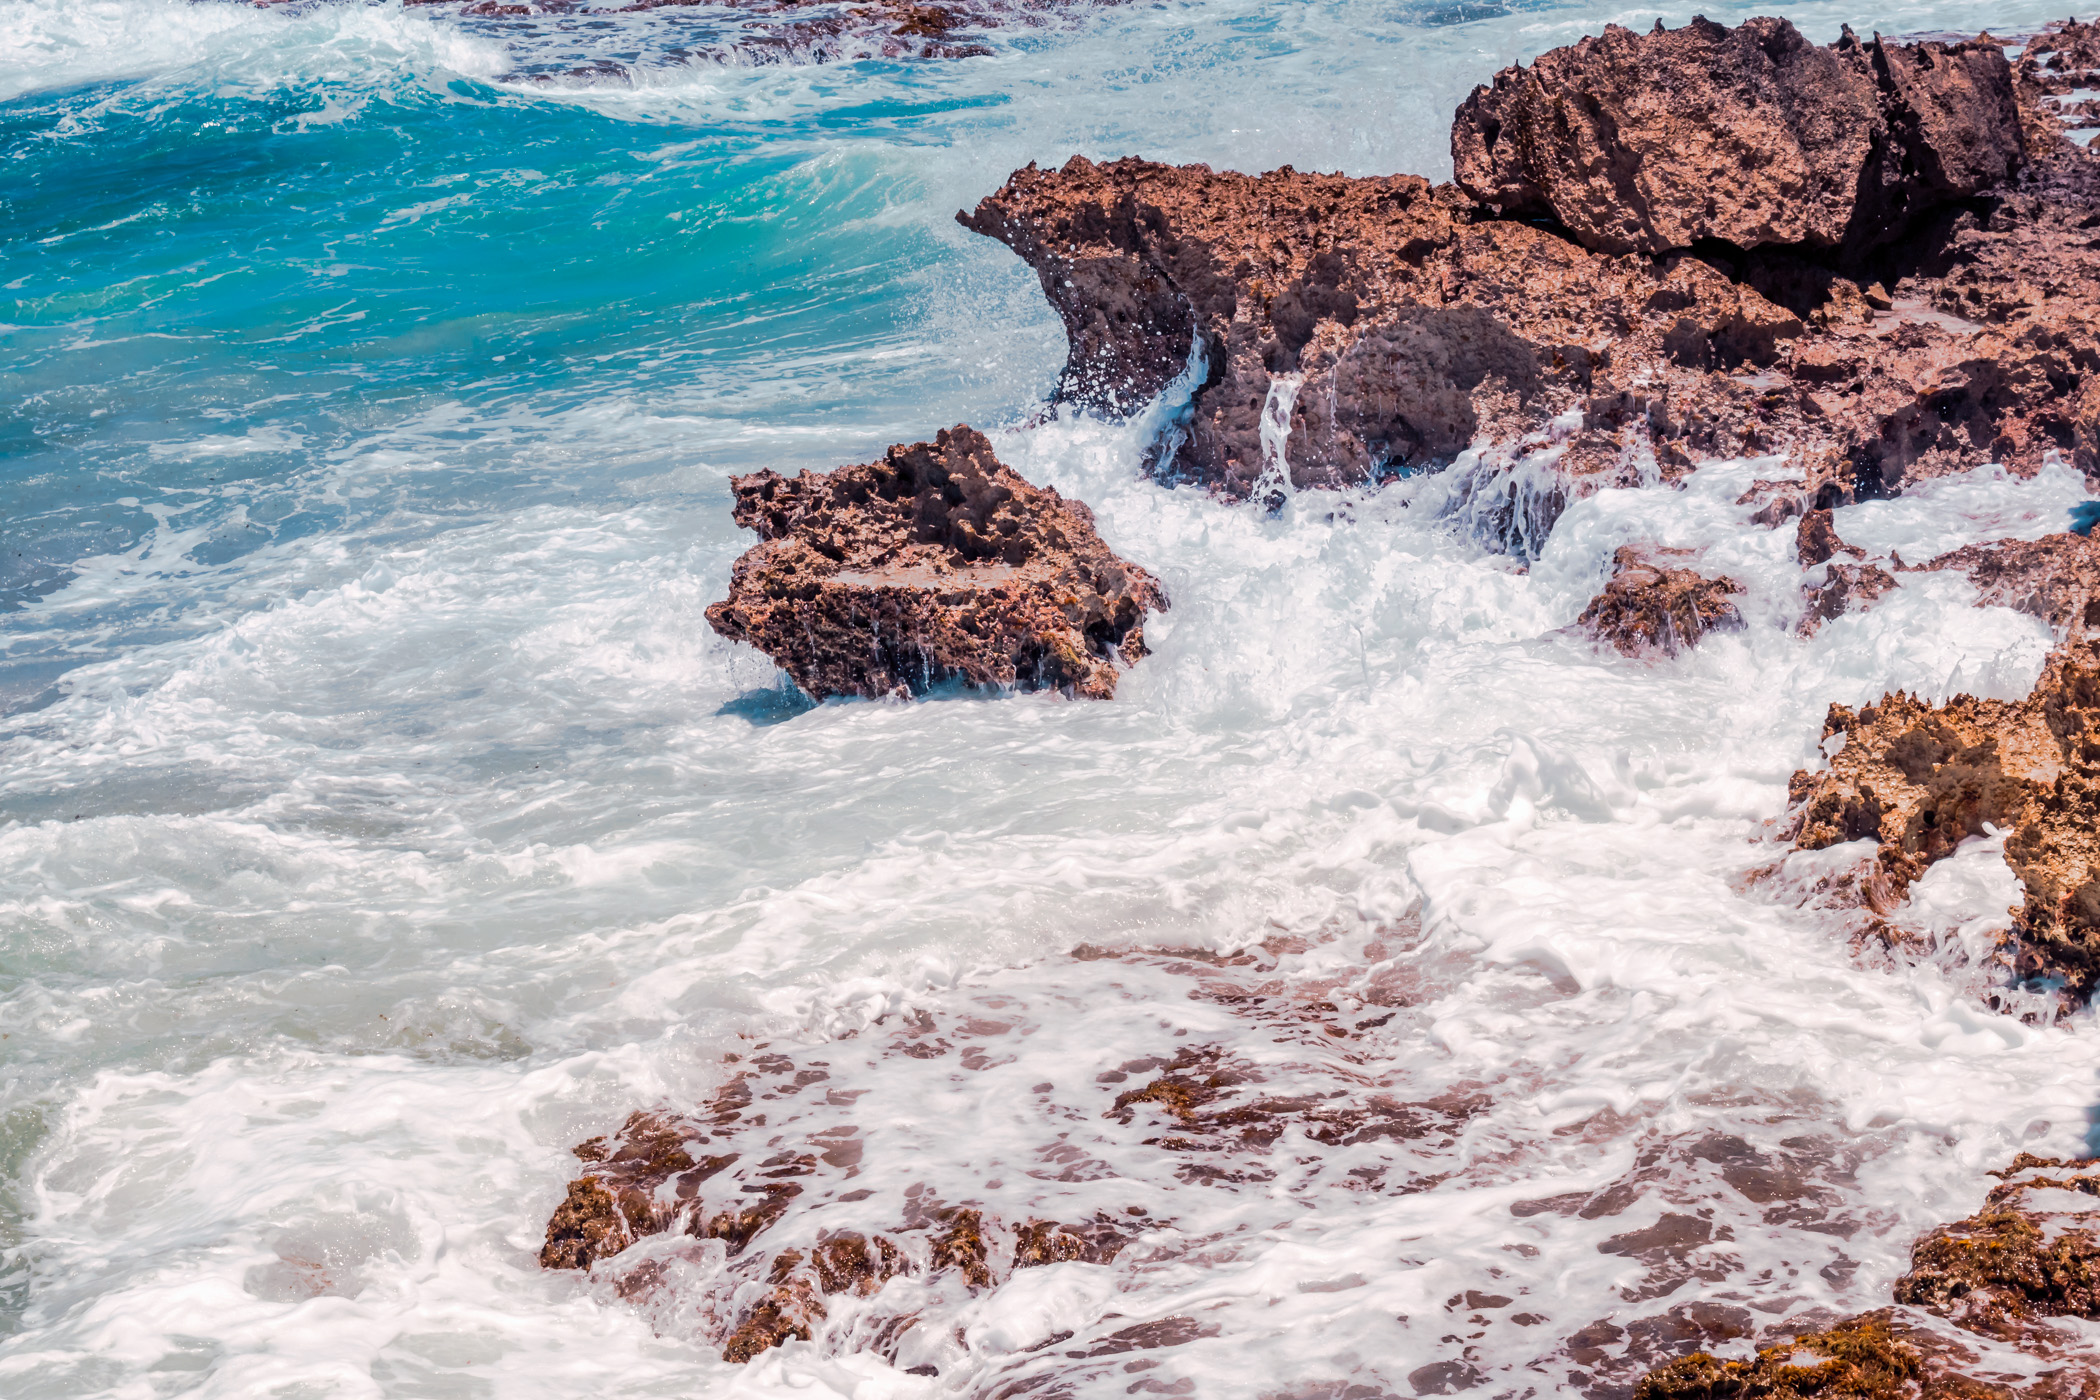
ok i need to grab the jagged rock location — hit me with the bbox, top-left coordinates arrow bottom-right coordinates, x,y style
704,426 -> 1166,700
960,114 -> 2099,520
1632,1310 -> 1925,1399
1634,1154 -> 2100,1397
1791,508 -> 1894,634
1894,1154 -> 2100,1333
2019,19 -> 2100,148
959,156 -> 1800,508
1787,636 -> 2100,997
1799,561 -> 1897,635
1451,17 -> 2024,259
1797,509 -> 1864,566
1577,547 -> 1744,657
1921,531 -> 2100,629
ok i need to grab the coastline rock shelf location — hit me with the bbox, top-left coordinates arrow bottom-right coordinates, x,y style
704,426 -> 1167,700
608,11 -> 2100,1397
959,18 -> 2100,531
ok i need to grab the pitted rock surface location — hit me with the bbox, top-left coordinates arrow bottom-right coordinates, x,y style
1787,631 -> 2100,1000
1451,16 -> 2024,259
960,121 -> 2099,515
704,426 -> 1166,700
1578,547 -> 1745,657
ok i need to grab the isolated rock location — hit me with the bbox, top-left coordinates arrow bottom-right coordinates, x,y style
704,426 -> 1166,700
1796,509 -> 1863,566
1451,16 -> 2024,258
1578,547 -> 1744,656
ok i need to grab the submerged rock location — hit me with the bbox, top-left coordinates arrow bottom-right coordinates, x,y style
537,933 -> 1483,1371
1635,1154 -> 2100,1398
1895,1153 -> 2100,1332
704,426 -> 1166,701
1578,547 -> 1744,657
1451,17 -> 2023,258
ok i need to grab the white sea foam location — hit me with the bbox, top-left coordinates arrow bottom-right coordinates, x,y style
4,0 -> 2098,1396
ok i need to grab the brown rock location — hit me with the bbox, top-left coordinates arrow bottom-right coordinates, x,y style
1632,1153 -> 2100,1397
1451,17 -> 2024,258
959,156 -> 1793,512
1923,532 -> 2100,630
1799,561 -> 1897,635
928,1208 -> 994,1289
704,426 -> 1166,701
539,1178 -> 635,1271
1631,1310 -> 1925,1399
960,136 -> 2099,522
1797,509 -> 1864,566
1577,547 -> 1744,657
716,1234 -> 912,1364
1785,637 -> 2100,998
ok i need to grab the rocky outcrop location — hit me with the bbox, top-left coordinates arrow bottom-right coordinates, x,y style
1577,547 -> 1744,657
959,155 -> 1805,511
1800,561 -> 1897,634
1894,1153 -> 2100,1332
704,426 -> 1166,700
1787,624 -> 2100,998
1636,1154 -> 2100,1398
2019,19 -> 2100,147
959,29 -> 2099,519
1451,17 -> 2024,259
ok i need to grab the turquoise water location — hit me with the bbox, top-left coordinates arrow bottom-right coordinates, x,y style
3,2 -> 2092,1396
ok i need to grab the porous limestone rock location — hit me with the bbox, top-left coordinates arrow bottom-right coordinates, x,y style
1451,16 -> 2024,258
1635,1154 -> 2100,1398
1787,629 -> 2100,997
704,426 -> 1167,700
1577,547 -> 1745,657
959,128 -> 2099,522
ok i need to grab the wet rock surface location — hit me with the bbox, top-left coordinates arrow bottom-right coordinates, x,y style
1786,625 -> 2100,1001
703,425 -> 1166,700
541,928 -> 1946,1393
1634,1155 -> 2100,1398
1578,547 -> 1745,657
958,22 -> 2100,520
1451,17 -> 2023,259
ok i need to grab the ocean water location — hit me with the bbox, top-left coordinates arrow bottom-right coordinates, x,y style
1,0 -> 2094,1396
